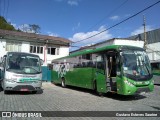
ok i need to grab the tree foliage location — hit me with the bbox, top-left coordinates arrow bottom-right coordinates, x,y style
0,16 -> 16,31
29,24 -> 41,33
0,16 -> 41,33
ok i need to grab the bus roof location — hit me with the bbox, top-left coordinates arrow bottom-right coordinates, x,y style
6,52 -> 40,58
52,45 -> 144,62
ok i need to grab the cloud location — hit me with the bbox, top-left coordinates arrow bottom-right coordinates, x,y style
55,0 -> 80,6
131,25 -> 153,36
67,0 -> 79,6
110,15 -> 120,20
69,26 -> 112,46
47,32 -> 59,37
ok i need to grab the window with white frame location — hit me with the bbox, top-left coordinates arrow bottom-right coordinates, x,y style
6,42 -> 21,52
47,47 -> 59,55
30,45 -> 43,54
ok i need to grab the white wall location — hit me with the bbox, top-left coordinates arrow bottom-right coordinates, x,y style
146,42 -> 160,61
95,39 -> 144,48
21,42 -> 30,52
114,40 -> 144,48
0,39 -> 7,59
59,47 -> 69,57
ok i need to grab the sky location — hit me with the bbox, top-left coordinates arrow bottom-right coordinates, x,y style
0,0 -> 160,51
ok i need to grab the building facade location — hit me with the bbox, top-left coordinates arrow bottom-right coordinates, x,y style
0,29 -> 71,65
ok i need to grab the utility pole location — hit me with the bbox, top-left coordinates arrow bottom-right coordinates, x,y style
143,15 -> 147,49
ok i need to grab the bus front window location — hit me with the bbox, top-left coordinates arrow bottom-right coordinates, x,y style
122,50 -> 152,79
7,53 -> 41,74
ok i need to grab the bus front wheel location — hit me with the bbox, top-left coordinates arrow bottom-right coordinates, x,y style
61,78 -> 66,88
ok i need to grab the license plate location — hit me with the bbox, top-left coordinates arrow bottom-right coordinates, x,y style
20,89 -> 28,91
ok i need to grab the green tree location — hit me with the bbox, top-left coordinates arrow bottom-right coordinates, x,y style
29,24 -> 41,33
0,16 -> 16,31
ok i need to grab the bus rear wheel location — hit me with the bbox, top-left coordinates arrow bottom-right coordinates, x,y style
93,81 -> 97,92
61,78 -> 66,88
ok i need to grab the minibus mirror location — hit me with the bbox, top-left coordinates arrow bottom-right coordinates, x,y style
0,58 -> 2,64
40,59 -> 44,65
0,67 -> 4,80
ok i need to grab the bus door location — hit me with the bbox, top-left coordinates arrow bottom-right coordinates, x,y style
106,51 -> 117,92
95,54 -> 107,93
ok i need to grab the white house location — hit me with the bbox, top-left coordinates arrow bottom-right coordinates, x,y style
0,29 -> 71,65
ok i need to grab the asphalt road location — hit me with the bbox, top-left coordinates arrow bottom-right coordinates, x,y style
0,82 -> 160,120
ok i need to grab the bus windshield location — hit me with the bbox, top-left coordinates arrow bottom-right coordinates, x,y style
122,50 -> 151,78
6,53 -> 41,74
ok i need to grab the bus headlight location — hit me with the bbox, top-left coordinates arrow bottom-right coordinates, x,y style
124,80 -> 134,87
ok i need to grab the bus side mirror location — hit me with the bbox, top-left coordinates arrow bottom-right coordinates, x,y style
40,59 -> 44,65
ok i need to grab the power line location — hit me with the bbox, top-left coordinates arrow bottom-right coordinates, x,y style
5,0 -> 9,19
85,0 -> 129,32
0,1 -> 1,16
3,0 -> 6,17
73,0 -> 160,44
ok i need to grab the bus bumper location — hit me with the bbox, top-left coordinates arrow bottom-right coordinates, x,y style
3,80 -> 42,92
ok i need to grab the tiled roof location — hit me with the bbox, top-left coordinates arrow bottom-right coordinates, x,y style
0,29 -> 71,44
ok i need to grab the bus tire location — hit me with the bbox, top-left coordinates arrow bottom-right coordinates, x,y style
93,80 -> 97,92
61,78 -> 66,88
4,90 -> 9,94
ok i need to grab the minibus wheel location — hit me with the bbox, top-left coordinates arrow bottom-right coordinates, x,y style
4,90 -> 8,94
32,91 -> 37,94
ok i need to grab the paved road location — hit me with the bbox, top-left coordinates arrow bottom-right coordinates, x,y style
0,82 -> 160,120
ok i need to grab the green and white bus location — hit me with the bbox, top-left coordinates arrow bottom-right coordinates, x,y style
51,45 -> 154,95
0,52 -> 43,94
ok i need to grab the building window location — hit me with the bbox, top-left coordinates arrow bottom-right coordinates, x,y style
6,42 -> 21,52
30,45 -> 43,54
47,48 -> 51,54
47,47 -> 58,55
33,46 -> 36,53
82,54 -> 91,60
